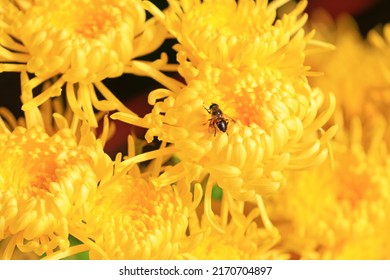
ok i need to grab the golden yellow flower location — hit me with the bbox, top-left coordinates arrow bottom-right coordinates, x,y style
0,0 -> 169,127
113,1 -> 336,232
307,12 -> 390,131
266,116 -> 390,259
80,173 -> 196,260
143,0 -> 332,81
3,247 -> 40,260
367,22 -> 390,146
0,72 -> 115,259
187,192 -> 285,259
114,75 -> 335,204
0,117 -> 112,259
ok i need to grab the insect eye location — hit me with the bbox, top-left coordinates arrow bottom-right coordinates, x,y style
210,103 -> 218,110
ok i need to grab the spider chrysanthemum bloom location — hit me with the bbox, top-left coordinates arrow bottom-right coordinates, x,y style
81,169 -> 196,259
369,23 -> 390,71
190,219 -> 281,260
143,0 -> 331,81
113,0 -> 336,189
115,74 -> 335,202
0,116 -> 112,259
0,126 -> 92,257
266,117 -> 390,259
367,23 -> 390,146
188,195 -> 286,260
0,72 -> 115,259
113,0 -> 336,229
0,0 -> 168,126
307,12 -> 390,129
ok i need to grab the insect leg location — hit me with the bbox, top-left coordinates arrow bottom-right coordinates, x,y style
203,119 -> 212,126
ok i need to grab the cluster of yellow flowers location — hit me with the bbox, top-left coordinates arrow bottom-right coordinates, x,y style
265,11 -> 390,259
0,0 -> 389,260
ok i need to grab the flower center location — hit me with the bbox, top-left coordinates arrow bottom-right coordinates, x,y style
173,0 -> 306,71
0,127 -> 78,197
221,71 -> 295,131
75,9 -> 118,38
28,154 -> 58,196
14,0 -> 144,81
0,125 -> 100,255
335,156 -> 378,208
184,0 -> 269,37
26,1 -> 128,36
340,175 -> 369,205
232,87 -> 266,127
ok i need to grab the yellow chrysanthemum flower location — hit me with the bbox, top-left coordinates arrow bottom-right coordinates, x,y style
114,76 -> 335,203
188,196 -> 286,260
0,71 -> 116,259
0,115 -> 114,259
367,22 -> 390,145
4,247 -> 40,260
80,174 -> 196,260
369,22 -> 390,70
113,1 -> 336,231
0,0 -> 169,127
143,0 -> 332,81
266,116 -> 390,259
190,221 -> 280,260
0,125 -> 96,258
307,12 -> 390,128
